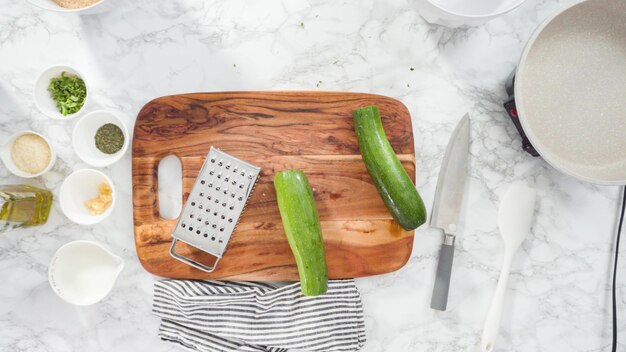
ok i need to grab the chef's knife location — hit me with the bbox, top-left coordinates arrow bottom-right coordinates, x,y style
430,114 -> 470,311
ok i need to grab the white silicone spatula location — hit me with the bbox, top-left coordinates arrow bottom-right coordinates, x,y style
480,183 -> 536,352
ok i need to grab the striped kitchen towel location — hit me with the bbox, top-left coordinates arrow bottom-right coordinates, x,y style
153,280 -> 366,352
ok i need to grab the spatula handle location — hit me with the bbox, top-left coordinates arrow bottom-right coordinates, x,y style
481,255 -> 512,352
430,234 -> 455,311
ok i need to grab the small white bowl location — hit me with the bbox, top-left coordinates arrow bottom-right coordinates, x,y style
34,65 -> 89,121
26,0 -> 115,14
59,169 -> 115,225
49,240 -> 124,306
73,110 -> 129,167
0,130 -> 56,178
415,0 -> 527,27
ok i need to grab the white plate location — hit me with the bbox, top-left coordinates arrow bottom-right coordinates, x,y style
26,0 -> 115,14
414,0 -> 527,27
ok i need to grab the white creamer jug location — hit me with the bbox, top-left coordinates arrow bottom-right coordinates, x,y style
49,240 -> 124,306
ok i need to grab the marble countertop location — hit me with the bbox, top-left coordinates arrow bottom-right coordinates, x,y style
1,0 -> 624,351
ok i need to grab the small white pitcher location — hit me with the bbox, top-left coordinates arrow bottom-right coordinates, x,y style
49,240 -> 124,306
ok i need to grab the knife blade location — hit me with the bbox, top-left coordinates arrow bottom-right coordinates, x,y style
429,113 -> 470,311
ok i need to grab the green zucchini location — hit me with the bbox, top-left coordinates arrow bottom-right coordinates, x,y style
274,170 -> 328,296
353,105 -> 426,230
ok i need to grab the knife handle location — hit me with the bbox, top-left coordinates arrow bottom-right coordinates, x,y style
430,234 -> 456,311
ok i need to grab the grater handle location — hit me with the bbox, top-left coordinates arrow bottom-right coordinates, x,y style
169,239 -> 220,273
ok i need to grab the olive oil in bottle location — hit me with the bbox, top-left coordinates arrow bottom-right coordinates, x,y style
0,185 -> 53,232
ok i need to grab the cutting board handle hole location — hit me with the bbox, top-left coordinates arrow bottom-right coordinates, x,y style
158,155 -> 183,220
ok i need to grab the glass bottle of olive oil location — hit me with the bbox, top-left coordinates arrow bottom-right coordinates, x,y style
0,185 -> 53,232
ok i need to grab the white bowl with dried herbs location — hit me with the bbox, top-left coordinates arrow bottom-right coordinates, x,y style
34,64 -> 89,120
72,110 -> 129,168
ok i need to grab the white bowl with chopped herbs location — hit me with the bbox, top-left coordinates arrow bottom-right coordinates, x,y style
72,110 -> 129,168
34,65 -> 89,120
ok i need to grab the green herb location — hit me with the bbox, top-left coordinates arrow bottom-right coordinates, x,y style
48,72 -> 87,116
300,21 -> 305,28
95,123 -> 124,154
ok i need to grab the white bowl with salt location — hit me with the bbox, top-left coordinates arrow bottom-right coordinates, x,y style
0,130 -> 56,178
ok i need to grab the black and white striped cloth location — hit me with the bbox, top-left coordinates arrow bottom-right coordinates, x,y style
153,280 -> 366,352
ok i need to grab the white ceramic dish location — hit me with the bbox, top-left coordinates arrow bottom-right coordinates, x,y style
415,0 -> 527,27
59,169 -> 115,225
515,0 -> 626,185
34,64 -> 89,121
26,0 -> 115,14
73,110 -> 129,167
0,130 -> 56,178
49,240 -> 124,306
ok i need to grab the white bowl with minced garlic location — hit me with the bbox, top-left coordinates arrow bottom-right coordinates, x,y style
59,169 -> 115,225
26,0 -> 116,14
0,131 -> 56,178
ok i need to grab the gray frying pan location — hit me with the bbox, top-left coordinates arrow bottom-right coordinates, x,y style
515,0 -> 626,185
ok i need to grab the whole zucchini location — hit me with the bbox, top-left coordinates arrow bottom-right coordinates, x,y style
274,170 -> 328,296
353,105 -> 426,230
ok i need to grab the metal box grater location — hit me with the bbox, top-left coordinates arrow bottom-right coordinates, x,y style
169,147 -> 261,272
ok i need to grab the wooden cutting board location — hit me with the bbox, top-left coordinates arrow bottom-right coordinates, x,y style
133,91 -> 416,280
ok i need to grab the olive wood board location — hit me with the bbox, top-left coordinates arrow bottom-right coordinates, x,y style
132,91 -> 416,280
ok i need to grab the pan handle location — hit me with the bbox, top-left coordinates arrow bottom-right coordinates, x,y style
504,99 -> 540,157
504,72 -> 540,157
